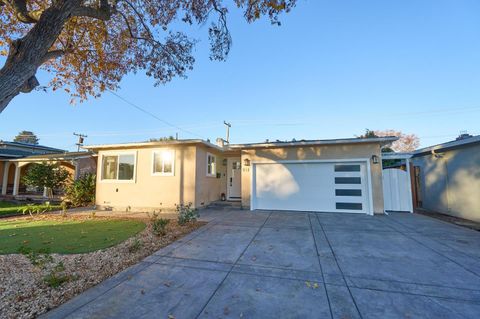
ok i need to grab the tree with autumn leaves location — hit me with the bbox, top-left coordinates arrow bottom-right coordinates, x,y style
360,129 -> 420,152
0,0 -> 296,112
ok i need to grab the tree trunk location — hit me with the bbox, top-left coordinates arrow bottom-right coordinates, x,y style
0,0 -> 81,113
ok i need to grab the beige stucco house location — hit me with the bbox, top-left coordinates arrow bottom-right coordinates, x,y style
85,136 -> 397,215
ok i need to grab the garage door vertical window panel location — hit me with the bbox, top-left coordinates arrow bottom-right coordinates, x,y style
333,163 -> 369,213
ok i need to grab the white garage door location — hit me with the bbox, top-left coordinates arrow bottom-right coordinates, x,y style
251,161 -> 371,214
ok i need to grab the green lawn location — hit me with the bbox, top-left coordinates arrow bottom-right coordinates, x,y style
0,201 -> 62,217
0,219 -> 146,254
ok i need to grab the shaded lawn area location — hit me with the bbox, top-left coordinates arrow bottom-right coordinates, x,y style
0,201 -> 61,217
0,218 -> 146,254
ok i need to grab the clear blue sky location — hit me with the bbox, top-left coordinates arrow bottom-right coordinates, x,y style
1,0 -> 480,150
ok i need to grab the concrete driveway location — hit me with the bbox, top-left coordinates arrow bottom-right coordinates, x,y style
44,209 -> 480,319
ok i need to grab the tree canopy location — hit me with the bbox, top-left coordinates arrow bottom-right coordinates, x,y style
0,0 -> 296,112
359,129 -> 420,152
13,130 -> 39,144
22,162 -> 70,195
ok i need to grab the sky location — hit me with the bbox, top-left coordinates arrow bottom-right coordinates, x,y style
1,0 -> 480,151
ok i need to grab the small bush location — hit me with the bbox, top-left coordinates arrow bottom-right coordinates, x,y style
64,173 -> 96,207
128,238 -> 143,253
150,212 -> 170,236
176,203 -> 198,226
44,262 -> 70,288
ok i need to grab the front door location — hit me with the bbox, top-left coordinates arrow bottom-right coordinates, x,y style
227,157 -> 241,200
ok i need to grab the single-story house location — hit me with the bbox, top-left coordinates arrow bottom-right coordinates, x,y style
411,134 -> 480,222
84,136 -> 397,215
0,140 -> 97,197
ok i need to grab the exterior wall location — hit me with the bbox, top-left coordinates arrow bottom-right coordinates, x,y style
95,145 -> 197,212
194,146 -> 225,208
240,143 -> 385,214
412,144 -> 480,222
75,157 -> 97,179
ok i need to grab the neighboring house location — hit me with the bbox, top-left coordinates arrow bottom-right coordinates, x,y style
0,140 -> 64,159
0,140 -> 97,197
411,135 -> 480,222
84,136 -> 397,215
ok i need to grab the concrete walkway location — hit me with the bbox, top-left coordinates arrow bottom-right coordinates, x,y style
44,209 -> 480,318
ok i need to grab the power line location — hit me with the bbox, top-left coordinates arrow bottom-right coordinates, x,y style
107,89 -> 206,140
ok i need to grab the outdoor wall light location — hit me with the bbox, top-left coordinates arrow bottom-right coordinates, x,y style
371,155 -> 379,164
222,158 -> 228,166
243,158 -> 251,167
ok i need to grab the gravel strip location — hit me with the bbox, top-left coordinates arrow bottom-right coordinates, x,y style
0,215 -> 205,319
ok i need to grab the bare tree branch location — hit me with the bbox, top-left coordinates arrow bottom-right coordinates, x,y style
42,49 -> 65,62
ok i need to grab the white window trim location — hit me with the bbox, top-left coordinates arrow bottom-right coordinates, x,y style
99,151 -> 137,183
206,152 -> 217,177
152,149 -> 175,176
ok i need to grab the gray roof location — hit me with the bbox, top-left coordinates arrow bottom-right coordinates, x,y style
0,141 -> 64,152
229,137 -> 399,149
413,135 -> 480,156
0,140 -> 65,159
0,148 -> 40,159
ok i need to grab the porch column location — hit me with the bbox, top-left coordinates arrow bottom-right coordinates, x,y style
12,164 -> 21,196
74,160 -> 80,180
1,162 -> 9,195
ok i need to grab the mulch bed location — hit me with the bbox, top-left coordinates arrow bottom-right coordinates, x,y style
0,214 -> 205,319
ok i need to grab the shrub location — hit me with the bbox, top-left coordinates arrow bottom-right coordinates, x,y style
128,238 -> 143,253
64,173 -> 96,207
176,203 -> 198,226
150,212 -> 170,236
43,262 -> 71,288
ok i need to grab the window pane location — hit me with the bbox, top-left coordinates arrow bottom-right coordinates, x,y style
102,156 -> 118,180
118,154 -> 135,180
164,160 -> 173,173
335,177 -> 361,184
336,202 -> 363,210
335,189 -> 362,196
153,152 -> 162,173
334,164 -> 361,172
207,154 -> 216,175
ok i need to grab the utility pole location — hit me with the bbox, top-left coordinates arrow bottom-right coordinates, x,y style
73,132 -> 88,151
223,121 -> 231,144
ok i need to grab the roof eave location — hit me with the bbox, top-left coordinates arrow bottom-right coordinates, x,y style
413,135 -> 480,157
228,137 -> 399,149
83,139 -> 224,152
